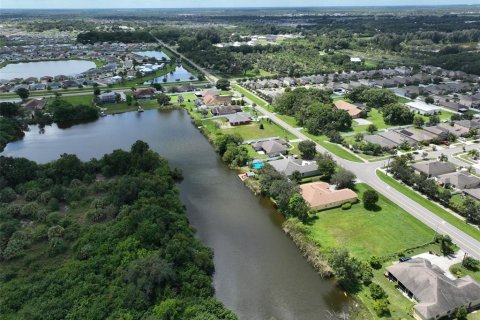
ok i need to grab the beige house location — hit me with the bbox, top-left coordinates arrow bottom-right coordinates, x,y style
334,100 -> 363,119
299,182 -> 357,211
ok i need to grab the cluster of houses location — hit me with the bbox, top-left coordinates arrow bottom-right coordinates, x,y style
247,137 -> 359,210
194,88 -> 254,127
363,119 -> 480,150
240,65 -> 480,114
213,34 -> 301,48
0,42 -> 167,91
412,160 -> 480,201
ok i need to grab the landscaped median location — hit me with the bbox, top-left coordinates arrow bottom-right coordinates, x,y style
377,170 -> 480,242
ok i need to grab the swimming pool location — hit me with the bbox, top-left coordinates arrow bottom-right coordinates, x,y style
252,162 -> 264,169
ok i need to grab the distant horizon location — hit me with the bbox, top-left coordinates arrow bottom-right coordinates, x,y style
1,0 -> 478,10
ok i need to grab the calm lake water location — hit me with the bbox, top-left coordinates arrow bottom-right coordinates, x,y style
134,50 -> 171,61
0,60 -> 96,80
148,65 -> 197,84
2,110 -> 351,319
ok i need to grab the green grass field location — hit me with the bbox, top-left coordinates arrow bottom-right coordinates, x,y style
303,132 -> 364,163
48,94 -> 94,106
303,183 -> 433,261
275,113 -> 299,127
219,119 -> 296,141
377,171 -> 480,242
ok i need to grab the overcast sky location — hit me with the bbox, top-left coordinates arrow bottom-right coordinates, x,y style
1,0 -> 478,9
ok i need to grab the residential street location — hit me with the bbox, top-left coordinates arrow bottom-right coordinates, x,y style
245,93 -> 480,259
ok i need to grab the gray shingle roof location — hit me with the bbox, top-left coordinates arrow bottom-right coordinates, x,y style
412,161 -> 457,177
387,258 -> 480,320
268,158 -> 319,176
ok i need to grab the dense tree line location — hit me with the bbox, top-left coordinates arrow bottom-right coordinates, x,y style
77,31 -> 154,44
48,99 -> 99,126
0,141 -> 236,319
0,103 -> 25,152
274,88 -> 352,134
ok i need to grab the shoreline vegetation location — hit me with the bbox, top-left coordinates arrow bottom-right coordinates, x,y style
0,141 -> 236,319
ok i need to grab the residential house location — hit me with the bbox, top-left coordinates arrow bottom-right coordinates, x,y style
268,157 -> 319,178
438,172 -> 480,190
334,100 -> 363,119
299,182 -> 358,211
22,98 -> 47,112
456,119 -> 480,131
437,123 -> 470,137
204,93 -> 232,106
226,112 -> 251,126
439,101 -> 469,113
251,139 -> 288,157
98,92 -> 118,103
363,134 -> 398,149
406,101 -> 441,115
386,258 -> 480,320
211,105 -> 241,116
379,131 -> 416,146
395,128 -> 438,143
412,161 -> 457,178
133,88 -> 156,99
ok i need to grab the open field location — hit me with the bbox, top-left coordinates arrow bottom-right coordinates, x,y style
47,95 -> 94,106
302,183 -> 433,261
377,171 -> 480,242
218,120 -> 296,141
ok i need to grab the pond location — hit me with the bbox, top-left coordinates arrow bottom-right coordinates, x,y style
134,50 -> 171,61
2,109 -> 351,320
0,60 -> 96,80
148,65 -> 197,84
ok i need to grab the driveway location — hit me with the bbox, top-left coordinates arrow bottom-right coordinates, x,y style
353,118 -> 372,126
413,250 -> 465,279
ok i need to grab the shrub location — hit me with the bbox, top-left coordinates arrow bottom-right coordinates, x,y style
369,256 -> 382,269
48,198 -> 60,211
373,298 -> 390,317
20,202 -> 40,219
0,187 -> 17,203
463,257 -> 480,271
450,265 -> 463,277
25,189 -> 40,202
341,202 -> 352,210
370,283 -> 388,300
456,306 -> 468,320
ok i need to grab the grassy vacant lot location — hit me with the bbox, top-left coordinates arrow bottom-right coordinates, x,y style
48,94 -> 94,106
303,132 -> 364,163
377,171 -> 480,242
303,183 -> 433,261
218,120 -> 296,141
275,113 -> 299,128
351,108 -> 392,133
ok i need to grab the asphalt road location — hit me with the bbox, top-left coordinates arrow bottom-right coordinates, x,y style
243,91 -> 480,259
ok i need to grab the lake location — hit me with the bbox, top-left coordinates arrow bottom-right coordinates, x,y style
2,110 -> 351,319
134,50 -> 171,61
0,60 -> 96,80
148,65 -> 197,84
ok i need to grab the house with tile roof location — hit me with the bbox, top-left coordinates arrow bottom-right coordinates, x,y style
299,182 -> 357,211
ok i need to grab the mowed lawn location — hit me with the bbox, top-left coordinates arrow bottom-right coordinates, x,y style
304,183 -> 433,261
219,120 -> 296,141
303,132 -> 364,163
377,171 -> 480,242
48,94 -> 94,106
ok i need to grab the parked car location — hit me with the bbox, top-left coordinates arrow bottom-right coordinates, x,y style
399,257 -> 412,262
